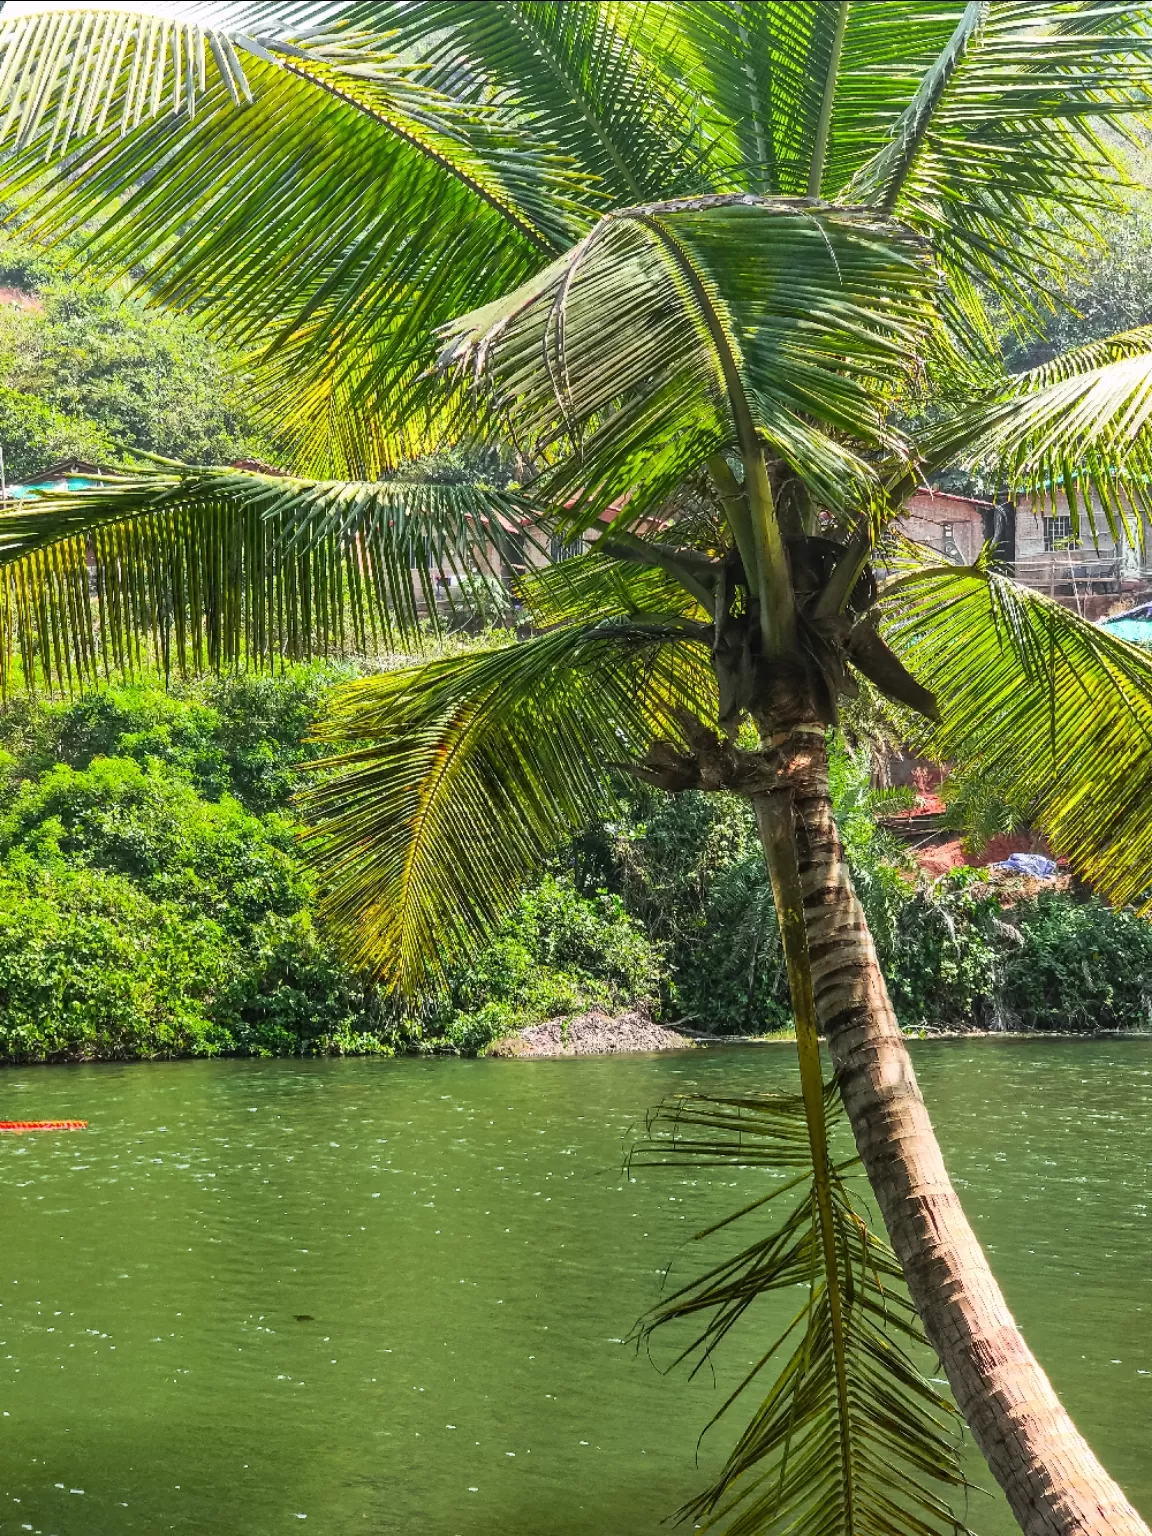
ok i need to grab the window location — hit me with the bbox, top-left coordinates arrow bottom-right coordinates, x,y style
406,533 -> 439,570
501,530 -> 527,574
1043,515 -> 1077,552
549,535 -> 585,563
939,520 -> 963,563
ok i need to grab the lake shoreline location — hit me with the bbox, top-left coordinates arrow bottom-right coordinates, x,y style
2,1024 -> 1151,1069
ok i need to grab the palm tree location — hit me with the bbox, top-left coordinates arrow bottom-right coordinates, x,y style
3,4 -> 1152,1532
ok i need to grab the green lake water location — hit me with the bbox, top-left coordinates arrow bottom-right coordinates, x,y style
0,1040 -> 1148,1535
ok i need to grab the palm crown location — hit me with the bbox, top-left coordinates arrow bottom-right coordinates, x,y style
0,4 -> 1151,942
3,5 -> 1152,1534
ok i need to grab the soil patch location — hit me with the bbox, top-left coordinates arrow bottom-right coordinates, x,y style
486,1009 -> 694,1058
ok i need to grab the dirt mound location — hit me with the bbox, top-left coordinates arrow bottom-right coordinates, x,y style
486,1009 -> 693,1058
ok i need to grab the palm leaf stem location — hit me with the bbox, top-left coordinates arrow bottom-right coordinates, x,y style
273,57 -> 560,257
752,786 -> 855,1527
867,1 -> 989,214
807,0 -> 850,199
500,1 -> 645,202
707,452 -> 758,593
813,517 -> 874,621
634,214 -> 795,658
597,530 -> 717,610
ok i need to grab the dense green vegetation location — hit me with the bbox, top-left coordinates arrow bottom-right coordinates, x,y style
568,768 -> 1152,1040
0,668 -> 381,1060
0,233 -> 269,480
0,666 -> 1144,1063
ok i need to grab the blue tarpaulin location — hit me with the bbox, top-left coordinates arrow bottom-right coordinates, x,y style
992,853 -> 1058,879
6,476 -> 96,500
1099,616 -> 1152,645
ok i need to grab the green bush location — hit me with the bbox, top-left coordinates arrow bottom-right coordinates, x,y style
435,874 -> 665,1053
0,674 -> 667,1061
0,231 -> 270,468
0,670 -> 390,1061
570,740 -> 1152,1037
868,869 -> 1003,1030
0,866 -> 230,1061
1002,894 -> 1152,1031
0,383 -> 114,481
0,667 -> 352,813
0,756 -> 305,931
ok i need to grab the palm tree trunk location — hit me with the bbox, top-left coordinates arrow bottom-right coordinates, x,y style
750,729 -> 1149,1536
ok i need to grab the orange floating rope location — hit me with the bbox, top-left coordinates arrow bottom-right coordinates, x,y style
0,1120 -> 87,1133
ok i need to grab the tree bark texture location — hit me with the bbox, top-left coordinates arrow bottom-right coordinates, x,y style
750,731 -> 1149,1536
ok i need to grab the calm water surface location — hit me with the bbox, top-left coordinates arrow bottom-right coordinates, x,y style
0,1041 -> 1148,1535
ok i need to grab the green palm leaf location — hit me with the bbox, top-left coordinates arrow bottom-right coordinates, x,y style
842,2 -> 1152,313
0,7 -> 585,474
0,465 -> 538,688
881,557 -> 1152,909
632,1085 -> 969,1536
297,620 -> 714,990
517,546 -> 710,628
386,1 -> 713,205
440,197 -> 938,531
921,326 -> 1152,546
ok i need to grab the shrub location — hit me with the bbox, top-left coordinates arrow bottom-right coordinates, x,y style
0,666 -> 353,812
0,672 -> 1146,1059
0,384 -> 114,481
0,671 -> 391,1060
0,755 -> 306,930
434,875 -> 665,1052
0,866 -> 231,1061
869,869 -> 1003,1030
1002,893 -> 1152,1031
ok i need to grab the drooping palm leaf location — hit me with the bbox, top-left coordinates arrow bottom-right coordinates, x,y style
439,197 -> 938,532
842,2 -> 1152,317
920,326 -> 1152,548
632,1084 -> 969,1536
880,557 -> 1152,909
517,546 -> 710,629
0,7 -> 586,474
0,465 -> 537,689
297,620 -> 714,991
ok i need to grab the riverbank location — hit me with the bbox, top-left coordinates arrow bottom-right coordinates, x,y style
2,674 -> 1151,1064
7,1019 -> 1152,1067
484,1008 -> 694,1057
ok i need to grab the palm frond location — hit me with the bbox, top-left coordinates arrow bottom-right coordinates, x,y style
517,547 -> 709,629
385,1 -> 716,205
881,558 -> 1152,910
821,2 -> 974,195
634,2 -> 851,197
0,464 -> 537,689
0,7 -> 586,475
841,2 -> 1152,313
440,196 -> 938,533
920,327 -> 1152,548
632,1085 -> 969,1536
0,6 -> 254,151
297,621 -> 714,990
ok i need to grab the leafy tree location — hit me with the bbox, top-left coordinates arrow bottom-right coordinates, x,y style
1006,180 -> 1152,369
0,384 -> 113,483
0,234 -> 269,471
436,872 -> 664,1052
4,6 -> 1152,1533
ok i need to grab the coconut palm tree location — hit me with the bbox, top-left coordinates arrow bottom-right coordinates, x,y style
3,4 -> 1152,1532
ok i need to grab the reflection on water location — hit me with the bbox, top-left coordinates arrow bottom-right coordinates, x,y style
0,1041 -> 1147,1534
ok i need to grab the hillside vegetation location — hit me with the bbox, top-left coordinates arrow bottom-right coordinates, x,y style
0,667 -> 1142,1062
